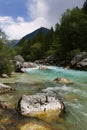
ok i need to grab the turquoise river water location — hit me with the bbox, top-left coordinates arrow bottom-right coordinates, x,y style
0,66 -> 87,130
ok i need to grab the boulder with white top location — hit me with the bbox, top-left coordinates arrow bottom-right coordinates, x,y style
17,93 -> 65,119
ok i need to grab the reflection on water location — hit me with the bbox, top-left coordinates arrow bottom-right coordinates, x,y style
0,66 -> 87,130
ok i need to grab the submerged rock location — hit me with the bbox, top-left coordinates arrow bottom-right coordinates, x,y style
53,77 -> 72,84
17,93 -> 65,118
19,122 -> 51,130
0,83 -> 15,94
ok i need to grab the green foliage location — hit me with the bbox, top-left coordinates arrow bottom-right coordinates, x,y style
0,56 -> 14,76
29,42 -> 42,61
0,31 -> 14,76
58,8 -> 80,53
82,0 -> 87,13
20,39 -> 31,61
57,5 -> 87,57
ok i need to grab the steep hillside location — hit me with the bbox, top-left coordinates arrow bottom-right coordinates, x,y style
7,27 -> 50,47
21,27 -> 50,40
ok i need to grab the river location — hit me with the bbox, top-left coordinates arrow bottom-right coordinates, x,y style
0,66 -> 87,130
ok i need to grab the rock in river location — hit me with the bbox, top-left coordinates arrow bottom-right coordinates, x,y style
0,83 -> 15,94
53,77 -> 72,84
0,101 -> 9,109
17,93 -> 65,120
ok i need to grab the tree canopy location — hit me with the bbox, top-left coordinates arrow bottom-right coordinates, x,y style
0,30 -> 14,76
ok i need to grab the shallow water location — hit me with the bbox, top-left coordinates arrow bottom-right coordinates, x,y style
0,66 -> 87,130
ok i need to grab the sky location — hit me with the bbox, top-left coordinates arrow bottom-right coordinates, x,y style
0,0 -> 85,40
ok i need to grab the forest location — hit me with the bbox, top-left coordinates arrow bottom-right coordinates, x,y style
17,0 -> 87,61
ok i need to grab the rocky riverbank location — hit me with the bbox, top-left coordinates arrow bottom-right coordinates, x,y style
12,52 -> 87,75
35,52 -> 87,71
13,55 -> 37,72
70,52 -> 87,70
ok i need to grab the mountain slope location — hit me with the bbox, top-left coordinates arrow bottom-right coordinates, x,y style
20,27 -> 50,40
7,27 -> 50,47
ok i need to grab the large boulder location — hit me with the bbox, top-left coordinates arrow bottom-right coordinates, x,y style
17,93 -> 65,119
0,83 -> 15,94
13,55 -> 25,72
14,55 -> 25,63
77,58 -> 87,70
71,52 -> 87,70
13,55 -> 37,72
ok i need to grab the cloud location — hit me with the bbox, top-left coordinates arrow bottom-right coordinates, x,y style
0,16 -> 48,39
27,0 -> 84,26
27,0 -> 48,19
0,0 -> 84,39
17,17 -> 24,22
0,16 -> 14,25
